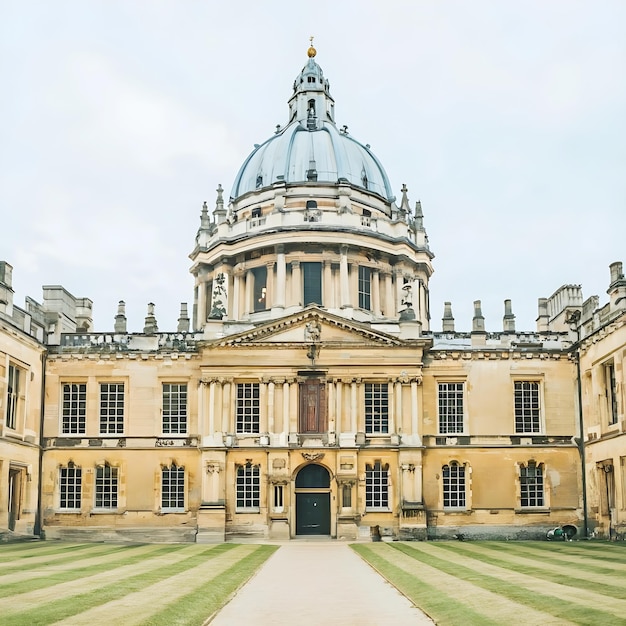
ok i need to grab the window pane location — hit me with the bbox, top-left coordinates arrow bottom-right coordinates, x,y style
161,465 -> 185,509
520,462 -> 544,507
62,383 -> 86,434
365,383 -> 388,433
303,262 -> 322,306
514,381 -> 540,433
95,465 -> 118,508
162,383 -> 188,434
358,266 -> 371,310
365,461 -> 389,508
443,463 -> 466,508
100,383 -> 124,434
236,465 -> 260,509
236,383 -> 260,433
438,383 -> 464,434
60,466 -> 82,509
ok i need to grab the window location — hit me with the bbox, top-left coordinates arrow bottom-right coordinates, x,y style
342,483 -> 352,508
100,383 -> 124,434
236,383 -> 260,433
366,461 -> 389,509
443,462 -> 466,508
236,464 -> 260,510
365,383 -> 388,433
358,266 -> 371,310
59,464 -> 82,509
438,383 -> 464,434
605,361 -> 618,425
6,363 -> 21,430
161,464 -> 185,511
252,266 -> 267,312
62,383 -> 86,435
95,465 -> 118,509
163,383 -> 187,434
273,484 -> 284,511
520,462 -> 544,507
302,262 -> 322,306
514,381 -> 541,433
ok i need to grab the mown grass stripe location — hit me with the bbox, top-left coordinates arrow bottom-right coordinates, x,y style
137,545 -> 278,626
352,544 -> 504,626
0,542 -> 140,580
49,544 -> 260,626
0,543 -> 186,600
433,541 -> 625,598
394,543 -> 626,626
3,544 -> 237,626
477,541 -> 626,571
0,542 -> 101,563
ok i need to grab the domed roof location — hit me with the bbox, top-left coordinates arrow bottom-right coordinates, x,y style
230,51 -> 395,202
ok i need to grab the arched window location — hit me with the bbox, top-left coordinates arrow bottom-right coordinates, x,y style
59,462 -> 82,510
443,461 -> 465,508
95,464 -> 118,509
520,461 -> 544,507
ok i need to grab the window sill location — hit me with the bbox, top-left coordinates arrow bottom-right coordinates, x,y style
516,507 -> 549,514
365,507 -> 391,513
235,507 -> 260,514
160,509 -> 186,514
55,509 -> 82,514
90,509 -> 121,515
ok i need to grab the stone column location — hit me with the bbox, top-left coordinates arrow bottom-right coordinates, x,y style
291,261 -> 302,306
349,263 -> 358,308
328,380 -> 335,433
222,380 -> 231,433
197,275 -> 207,328
323,260 -> 333,308
340,246 -> 350,308
395,270 -> 406,315
372,270 -> 381,316
283,380 -> 291,434
395,381 -> 403,432
289,379 -> 298,433
383,271 -> 394,318
244,270 -> 253,316
411,379 -> 419,437
267,380 -> 275,433
274,245 -> 286,309
266,262 -> 275,310
232,271 -> 241,321
213,380 -> 223,433
208,380 -> 216,434
260,379 -> 268,433
388,379 -> 395,434
350,380 -> 358,432
335,379 -> 343,432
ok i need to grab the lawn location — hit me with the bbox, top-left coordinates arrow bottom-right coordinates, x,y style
0,541 -> 277,626
352,540 -> 626,626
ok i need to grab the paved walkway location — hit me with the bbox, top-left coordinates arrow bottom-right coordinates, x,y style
208,541 -> 434,625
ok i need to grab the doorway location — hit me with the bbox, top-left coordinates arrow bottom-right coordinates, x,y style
8,467 -> 23,532
295,464 -> 331,535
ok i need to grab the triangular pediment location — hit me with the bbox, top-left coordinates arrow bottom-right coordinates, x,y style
215,307 -> 403,347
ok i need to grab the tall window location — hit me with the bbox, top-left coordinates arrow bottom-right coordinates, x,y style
59,464 -> 82,509
443,462 -> 466,508
252,266 -> 267,311
438,382 -> 464,434
236,464 -> 260,510
366,461 -> 389,509
514,381 -> 541,433
100,383 -> 124,434
303,262 -> 322,306
520,462 -> 544,507
161,464 -> 185,510
95,465 -> 118,509
62,383 -> 86,435
358,266 -> 371,310
605,361 -> 618,425
365,383 -> 388,433
236,383 -> 260,433
6,363 -> 21,430
162,383 -> 187,434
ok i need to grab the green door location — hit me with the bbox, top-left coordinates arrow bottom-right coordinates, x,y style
296,493 -> 330,535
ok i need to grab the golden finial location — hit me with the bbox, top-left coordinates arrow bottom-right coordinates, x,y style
307,36 -> 316,58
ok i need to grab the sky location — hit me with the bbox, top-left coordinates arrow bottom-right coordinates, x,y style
1,1 -> 624,333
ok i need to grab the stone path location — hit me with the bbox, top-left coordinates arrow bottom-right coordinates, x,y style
208,542 -> 434,625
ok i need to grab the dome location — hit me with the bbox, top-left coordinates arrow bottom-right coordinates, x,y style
230,54 -> 395,202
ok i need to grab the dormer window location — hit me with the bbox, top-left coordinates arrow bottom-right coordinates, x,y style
251,207 -> 262,218
308,99 -> 316,114
307,76 -> 316,83
255,175 -> 263,189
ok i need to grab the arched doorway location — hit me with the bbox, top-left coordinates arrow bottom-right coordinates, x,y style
295,464 -> 331,535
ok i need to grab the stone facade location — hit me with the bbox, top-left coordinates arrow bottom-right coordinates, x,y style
1,48 -> 624,542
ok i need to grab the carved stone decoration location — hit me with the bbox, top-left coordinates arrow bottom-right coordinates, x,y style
302,452 -> 325,462
208,271 -> 227,320
206,462 -> 222,474
272,458 -> 287,469
304,320 -> 321,342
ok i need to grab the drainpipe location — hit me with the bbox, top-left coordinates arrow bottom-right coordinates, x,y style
567,311 -> 589,539
34,350 -> 47,539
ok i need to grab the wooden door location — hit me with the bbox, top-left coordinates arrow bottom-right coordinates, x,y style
299,381 -> 326,434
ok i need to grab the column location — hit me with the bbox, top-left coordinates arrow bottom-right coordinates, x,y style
291,261 -> 302,306
198,380 -> 207,436
395,381 -> 403,432
349,263 -> 358,308
328,380 -> 335,432
289,380 -> 298,433
335,380 -> 343,433
214,380 -> 223,432
208,380 -> 216,434
323,260 -> 333,308
383,272 -> 394,318
244,270 -> 253,315
197,275 -> 207,328
395,270 -> 405,313
388,379 -> 395,434
283,380 -> 291,434
266,262 -> 275,310
232,271 -> 241,321
411,379 -> 418,437
267,381 -> 275,433
260,379 -> 268,433
221,380 -> 231,433
274,246 -> 286,309
350,380 -> 358,432
340,245 -> 350,308
372,270 -> 381,316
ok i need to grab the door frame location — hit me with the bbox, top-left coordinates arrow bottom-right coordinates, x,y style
292,462 -> 334,538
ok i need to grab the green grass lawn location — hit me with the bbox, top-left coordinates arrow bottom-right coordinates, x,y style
0,541 -> 277,626
352,540 -> 626,626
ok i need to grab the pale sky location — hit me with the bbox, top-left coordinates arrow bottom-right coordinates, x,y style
1,1 -> 624,333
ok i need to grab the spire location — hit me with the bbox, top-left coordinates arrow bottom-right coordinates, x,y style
414,201 -> 424,230
213,184 -> 226,224
307,35 -> 316,58
399,184 -> 410,216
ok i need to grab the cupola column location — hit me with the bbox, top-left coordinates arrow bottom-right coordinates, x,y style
323,260 -> 333,308
274,245 -> 286,310
372,270 -> 381,316
266,261 -> 275,311
244,269 -> 254,316
340,246 -> 350,308
383,271 -> 394,318
291,260 -> 302,306
197,274 -> 208,329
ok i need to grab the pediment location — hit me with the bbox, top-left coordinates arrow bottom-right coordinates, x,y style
216,308 -> 402,347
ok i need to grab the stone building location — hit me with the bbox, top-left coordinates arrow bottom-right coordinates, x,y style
1,45 -> 624,542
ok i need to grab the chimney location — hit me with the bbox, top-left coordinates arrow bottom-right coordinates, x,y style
536,298 -> 549,332
114,301 -> 127,334
177,303 -> 190,333
143,303 -> 158,334
442,302 -> 455,332
503,299 -> 515,332
608,261 -> 626,313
